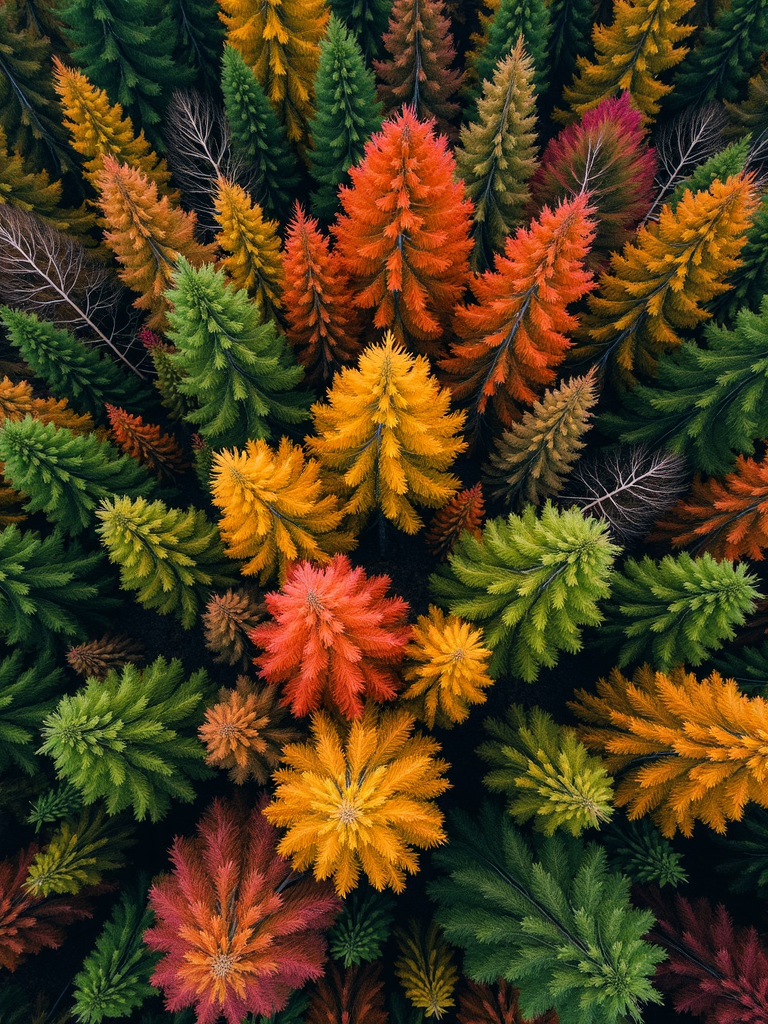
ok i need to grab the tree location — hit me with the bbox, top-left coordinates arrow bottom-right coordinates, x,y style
170,0 -> 225,91
308,333 -> 467,533
560,0 -> 695,124
202,587 -> 265,666
471,0 -> 551,98
574,174 -> 757,382
667,137 -> 750,211
600,552 -> 761,670
332,109 -> 474,357
95,157 -> 215,331
395,919 -> 458,1018
308,962 -> 388,1024
430,502 -> 620,681
544,0 -> 593,107
165,258 -> 309,448
603,818 -> 688,888
96,495 -> 240,628
309,17 -> 382,220
457,979 -> 557,1024
530,93 -> 657,268
454,39 -> 538,272
0,375 -> 95,436
725,56 -> 768,142
106,404 -> 188,480
66,634 -> 144,680
329,887 -> 394,966
478,704 -> 614,836
252,555 -> 411,718
710,193 -> 768,324
145,798 -> 340,1024
27,783 -> 83,833
572,664 -> 768,837
217,0 -> 329,144
483,368 -> 598,508
199,676 -> 299,784
0,416 -> 156,535
442,194 -> 596,430
374,0 -> 462,137
220,45 -> 299,219
0,650 -> 63,776
333,0 -> 393,62
401,606 -> 493,728
425,484 -> 486,560
142,332 -> 193,421
282,204 -> 363,385
39,657 -> 213,822
264,706 -> 450,895
429,804 -> 664,1024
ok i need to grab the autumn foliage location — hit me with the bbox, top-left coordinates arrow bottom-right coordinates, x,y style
105,404 -> 187,479
457,978 -> 558,1024
425,484 -> 486,559
307,962 -> 388,1024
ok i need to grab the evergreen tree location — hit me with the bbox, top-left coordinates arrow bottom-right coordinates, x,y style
309,961 -> 387,1024
545,0 -> 593,106
0,416 -> 156,536
201,587 -> 265,666
473,0 -> 551,102
220,44 -> 299,219
430,502 -> 619,681
27,783 -> 83,833
429,804 -> 664,1024
170,0 -> 225,92
457,980 -> 558,1024
0,650 -> 63,776
333,0 -> 393,62
0,375 -> 95,436
725,56 -> 768,141
395,919 -> 458,1019
454,39 -> 539,272
309,16 -> 382,221
39,657 -> 213,822
96,495 -> 240,629
330,887 -> 395,966
603,818 -> 688,888
165,258 -> 309,448
710,193 -> 768,324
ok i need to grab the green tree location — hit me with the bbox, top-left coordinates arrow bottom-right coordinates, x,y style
96,494 -> 240,628
603,818 -> 688,888
329,887 -> 395,966
166,258 -> 310,448
309,16 -> 382,221
0,416 -> 156,535
472,0 -> 551,98
38,656 -> 213,821
27,783 -> 83,832
170,0 -> 224,92
0,650 -> 63,776
711,194 -> 768,323
429,804 -> 665,1024
545,0 -> 593,106
332,0 -> 393,61
601,552 -> 761,670
478,704 -> 614,836
221,45 -> 300,219
430,501 -> 619,681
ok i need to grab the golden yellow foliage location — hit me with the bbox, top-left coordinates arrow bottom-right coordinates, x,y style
0,377 -> 96,435
395,919 -> 458,1020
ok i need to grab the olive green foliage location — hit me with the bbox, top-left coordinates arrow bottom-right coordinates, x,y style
0,650 -> 63,775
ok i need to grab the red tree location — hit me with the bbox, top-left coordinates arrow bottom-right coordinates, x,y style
250,555 -> 411,719
145,798 -> 340,1024
106,404 -> 188,479
307,962 -> 388,1024
425,483 -> 485,558
457,979 -> 558,1024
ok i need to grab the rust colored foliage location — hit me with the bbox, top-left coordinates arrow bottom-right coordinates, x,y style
425,483 -> 486,559
307,961 -> 387,1024
251,555 -> 411,719
145,797 -> 341,1024
105,404 -> 188,479
333,107 -> 474,357
442,194 -> 596,428
65,634 -> 144,680
457,979 -> 558,1024
202,587 -> 265,666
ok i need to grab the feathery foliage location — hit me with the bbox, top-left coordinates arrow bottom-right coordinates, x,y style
472,0 -> 551,97
330,887 -> 395,967
66,634 -> 144,681
0,650 -> 63,776
395,919 -> 458,1019
425,484 -> 486,560
202,587 -> 264,666
603,818 -> 688,888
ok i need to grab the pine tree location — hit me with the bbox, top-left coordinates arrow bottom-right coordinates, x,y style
471,0 -> 551,97
483,369 -> 598,508
308,962 -> 387,1024
442,194 -> 596,429
425,484 -> 486,560
374,0 -> 462,137
66,634 -> 144,681
457,979 -> 558,1024
142,332 -> 193,422
165,258 -> 309,448
333,0 -> 393,62
332,108 -> 474,356
106,404 -> 188,480
600,552 -> 761,670
714,808 -> 768,894
309,16 -> 382,220
603,818 -> 688,888
430,502 -> 620,681
171,0 -> 225,91
545,0 -> 593,107
454,40 -> 539,273
330,887 -> 395,966
96,495 -> 240,629
211,438 -> 353,584
571,664 -> 768,837
429,804 -> 664,1024
574,174 -> 757,382
27,783 -> 83,833
714,641 -> 768,695
202,587 -> 265,666
395,919 -> 458,1019
252,555 -> 411,718
282,204 -> 363,385
264,706 -> 449,895
0,416 -> 156,536
0,650 -> 63,776
217,0 -> 329,144
725,56 -> 768,142
145,797 -> 340,1022
478,704 -> 614,836
39,657 -> 213,822
561,0 -> 695,124
220,45 -> 299,219
308,333 -> 467,533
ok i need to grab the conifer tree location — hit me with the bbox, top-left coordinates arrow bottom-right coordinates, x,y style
166,258 -> 309,448
332,109 -> 474,356
141,332 -> 193,421
282,204 -> 363,385
454,40 -> 539,272
395,919 -> 458,1019
66,634 -> 144,681
603,818 -> 688,888
202,587 -> 265,666
330,887 -> 395,966
471,0 -> 551,97
309,16 -> 382,220
478,704 -> 614,836
214,177 -> 285,323
221,45 -> 299,219
575,174 -> 756,382
333,0 -> 393,62
308,962 -> 387,1024
96,495 -> 240,628
0,416 -> 156,536
483,369 -> 598,508
430,804 -> 664,1024
374,0 -> 462,137
27,784 -> 83,833
710,193 -> 768,324
425,484 -> 486,560
443,194 -> 596,428
601,552 -> 760,670
217,0 -> 329,144
0,650 -> 63,776
308,333 -> 467,534
561,0 -> 695,123
725,56 -> 768,141
430,502 -> 619,680
170,0 -> 225,91
39,657 -> 213,822
545,0 -> 593,106
106,404 -> 188,480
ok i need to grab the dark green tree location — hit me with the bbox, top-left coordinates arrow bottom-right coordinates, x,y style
472,0 -> 551,98
170,0 -> 224,93
0,650 -> 63,776
27,782 -> 83,832
332,0 -> 393,62
309,15 -> 382,221
330,887 -> 395,966
604,818 -> 688,888
715,809 -> 768,896
713,638 -> 768,694
545,0 -> 593,107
